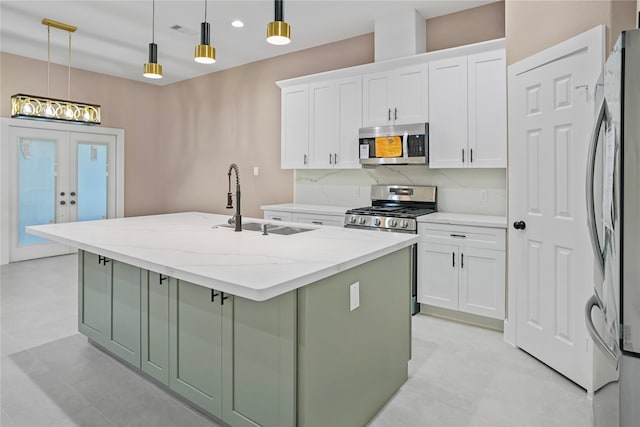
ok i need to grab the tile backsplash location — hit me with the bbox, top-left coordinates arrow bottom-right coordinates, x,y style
294,167 -> 506,215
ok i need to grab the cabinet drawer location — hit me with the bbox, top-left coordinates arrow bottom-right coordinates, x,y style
418,223 -> 505,250
293,213 -> 344,227
264,211 -> 293,222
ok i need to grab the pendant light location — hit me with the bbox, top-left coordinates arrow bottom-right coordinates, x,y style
11,18 -> 101,125
194,0 -> 216,63
267,0 -> 290,45
143,0 -> 162,79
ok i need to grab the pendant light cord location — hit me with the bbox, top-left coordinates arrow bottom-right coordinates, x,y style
204,0 -> 207,21
152,0 -> 155,43
68,32 -> 72,100
47,25 -> 51,97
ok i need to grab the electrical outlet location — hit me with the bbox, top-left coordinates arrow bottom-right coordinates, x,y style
480,190 -> 488,202
253,166 -> 259,176
350,282 -> 360,311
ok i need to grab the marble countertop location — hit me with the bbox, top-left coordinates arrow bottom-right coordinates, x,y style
417,212 -> 507,228
260,203 -> 349,216
27,212 -> 418,301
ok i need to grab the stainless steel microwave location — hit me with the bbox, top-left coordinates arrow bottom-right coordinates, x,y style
358,123 -> 428,166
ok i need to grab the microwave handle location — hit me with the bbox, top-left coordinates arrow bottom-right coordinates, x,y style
402,132 -> 408,158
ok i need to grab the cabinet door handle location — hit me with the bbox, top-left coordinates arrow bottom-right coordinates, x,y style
221,292 -> 229,305
452,252 -> 455,268
388,108 -> 392,121
211,289 -> 219,302
304,154 -> 308,165
394,107 -> 398,121
98,255 -> 110,265
461,253 -> 464,269
159,274 -> 168,285
450,234 -> 467,238
311,221 -> 323,225
462,148 -> 465,163
329,153 -> 332,164
334,153 -> 338,164
470,148 -> 473,163
272,217 -> 282,221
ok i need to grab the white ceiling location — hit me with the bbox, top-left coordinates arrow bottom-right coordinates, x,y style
1,0 -> 495,86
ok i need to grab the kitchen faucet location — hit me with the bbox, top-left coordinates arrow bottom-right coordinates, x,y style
226,163 -> 242,232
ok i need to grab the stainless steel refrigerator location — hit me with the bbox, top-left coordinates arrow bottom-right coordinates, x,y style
586,29 -> 640,426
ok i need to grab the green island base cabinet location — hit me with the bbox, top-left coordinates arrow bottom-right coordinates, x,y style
78,247 -> 411,427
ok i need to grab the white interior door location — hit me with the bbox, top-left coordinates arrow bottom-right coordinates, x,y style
508,27 -> 604,389
8,126 -> 116,262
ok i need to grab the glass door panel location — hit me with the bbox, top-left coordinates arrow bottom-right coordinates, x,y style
18,138 -> 57,246
77,143 -> 108,221
9,127 -> 69,262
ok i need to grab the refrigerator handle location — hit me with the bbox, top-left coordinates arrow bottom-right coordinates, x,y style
585,294 -> 619,364
585,97 -> 610,275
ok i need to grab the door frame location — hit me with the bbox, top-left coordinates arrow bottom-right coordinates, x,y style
0,118 -> 125,265
505,26 -> 605,345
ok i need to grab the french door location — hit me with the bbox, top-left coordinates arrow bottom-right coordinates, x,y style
8,126 -> 116,262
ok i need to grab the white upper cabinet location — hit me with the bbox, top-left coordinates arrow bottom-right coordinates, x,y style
467,50 -> 507,168
308,81 -> 335,168
281,84 -> 309,169
281,76 -> 362,169
334,76 -> 363,169
427,56 -> 468,168
362,64 -> 428,127
429,49 -> 506,168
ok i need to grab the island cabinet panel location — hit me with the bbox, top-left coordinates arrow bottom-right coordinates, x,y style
297,247 -> 411,427
78,251 -> 141,368
78,251 -> 109,343
222,292 -> 296,427
169,279 -> 224,419
141,271 -> 170,385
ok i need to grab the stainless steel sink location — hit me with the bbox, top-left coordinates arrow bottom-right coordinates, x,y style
218,222 -> 313,235
268,225 -> 313,235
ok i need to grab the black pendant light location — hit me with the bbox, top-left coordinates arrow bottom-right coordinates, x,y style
267,0 -> 290,45
194,0 -> 216,63
143,0 -> 162,79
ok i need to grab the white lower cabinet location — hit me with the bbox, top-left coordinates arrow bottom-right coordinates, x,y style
263,209 -> 344,227
417,223 -> 505,320
292,212 -> 344,227
264,211 -> 293,222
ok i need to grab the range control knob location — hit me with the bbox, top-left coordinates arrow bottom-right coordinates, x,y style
359,217 -> 367,225
389,219 -> 398,227
374,218 -> 381,226
401,220 -> 409,228
349,216 -> 357,224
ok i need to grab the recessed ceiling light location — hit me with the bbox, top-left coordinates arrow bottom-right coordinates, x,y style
231,20 -> 244,28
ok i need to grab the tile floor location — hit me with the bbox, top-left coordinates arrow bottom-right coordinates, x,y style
1,254 -> 604,426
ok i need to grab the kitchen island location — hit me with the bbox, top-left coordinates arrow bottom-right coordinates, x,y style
28,212 -> 417,427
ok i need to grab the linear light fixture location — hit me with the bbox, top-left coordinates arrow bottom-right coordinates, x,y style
11,94 -> 101,124
143,0 -> 163,78
194,0 -> 216,64
267,0 -> 290,45
10,18 -> 101,125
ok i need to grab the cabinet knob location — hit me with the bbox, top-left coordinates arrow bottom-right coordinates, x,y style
60,200 -> 66,205
513,221 -> 526,230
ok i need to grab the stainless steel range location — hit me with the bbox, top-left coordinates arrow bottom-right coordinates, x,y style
344,185 -> 437,233
344,185 -> 437,315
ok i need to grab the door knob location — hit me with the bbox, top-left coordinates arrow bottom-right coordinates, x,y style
513,221 -> 526,230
